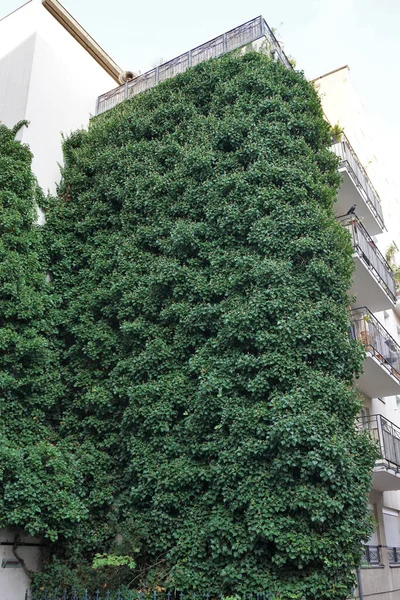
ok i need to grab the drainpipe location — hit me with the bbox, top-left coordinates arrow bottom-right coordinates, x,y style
357,567 -> 365,600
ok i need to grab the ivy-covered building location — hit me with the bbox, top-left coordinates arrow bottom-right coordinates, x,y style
95,27 -> 400,600
1,5 -> 400,600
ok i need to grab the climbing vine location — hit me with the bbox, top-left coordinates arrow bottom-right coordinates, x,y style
1,50 -> 376,600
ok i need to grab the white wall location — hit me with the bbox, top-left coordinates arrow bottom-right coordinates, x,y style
0,0 -> 117,193
0,528 -> 42,600
315,66 -> 400,256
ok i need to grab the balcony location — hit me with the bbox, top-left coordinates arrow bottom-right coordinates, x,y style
96,16 -> 292,115
339,215 -> 396,310
332,136 -> 385,235
350,307 -> 400,398
359,414 -> 400,491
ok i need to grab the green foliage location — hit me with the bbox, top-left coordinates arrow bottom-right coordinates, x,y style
329,123 -> 344,143
93,554 -> 136,570
0,123 -> 114,547
5,51 -> 375,598
386,243 -> 400,293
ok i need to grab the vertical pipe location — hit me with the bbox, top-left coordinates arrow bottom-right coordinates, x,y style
377,415 -> 385,460
357,567 -> 365,600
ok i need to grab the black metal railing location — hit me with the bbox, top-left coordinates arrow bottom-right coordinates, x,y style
332,135 -> 384,230
388,547 -> 400,564
339,215 -> 396,303
25,592 -> 276,600
96,16 -> 292,115
362,545 -> 381,565
350,307 -> 400,382
359,414 -> 400,472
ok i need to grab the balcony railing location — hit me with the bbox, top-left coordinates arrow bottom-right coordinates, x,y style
388,547 -> 400,565
362,545 -> 381,565
339,215 -> 396,303
332,135 -> 384,230
96,16 -> 292,115
359,414 -> 400,473
350,307 -> 400,381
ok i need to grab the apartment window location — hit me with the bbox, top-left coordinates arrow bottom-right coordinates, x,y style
362,506 -> 381,566
383,509 -> 400,565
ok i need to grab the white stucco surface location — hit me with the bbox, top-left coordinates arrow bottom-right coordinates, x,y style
0,528 -> 42,600
0,0 -> 117,193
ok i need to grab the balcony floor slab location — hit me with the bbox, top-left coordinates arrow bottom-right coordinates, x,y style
372,465 -> 400,491
356,353 -> 400,398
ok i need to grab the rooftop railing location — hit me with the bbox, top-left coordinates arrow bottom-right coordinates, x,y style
96,16 -> 292,116
359,414 -> 400,473
332,135 -> 385,230
350,307 -> 400,381
339,214 -> 396,303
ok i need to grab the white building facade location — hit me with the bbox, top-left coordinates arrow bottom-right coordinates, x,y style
316,66 -> 400,600
0,0 -> 122,194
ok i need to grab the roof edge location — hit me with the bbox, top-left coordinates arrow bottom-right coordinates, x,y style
312,65 -> 350,83
42,0 -> 122,83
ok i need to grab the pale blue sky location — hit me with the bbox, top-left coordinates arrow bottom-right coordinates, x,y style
2,0 -> 400,191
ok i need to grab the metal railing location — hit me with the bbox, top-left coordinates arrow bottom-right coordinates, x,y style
362,545 -> 381,565
359,414 -> 400,472
339,215 -> 396,303
96,16 -> 292,115
388,547 -> 400,564
350,307 -> 400,381
25,592 -> 276,600
332,135 -> 385,230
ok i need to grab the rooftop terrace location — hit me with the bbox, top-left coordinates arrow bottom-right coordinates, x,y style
95,16 -> 292,116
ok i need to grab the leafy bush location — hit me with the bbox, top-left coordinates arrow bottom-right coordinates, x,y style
7,51 -> 376,598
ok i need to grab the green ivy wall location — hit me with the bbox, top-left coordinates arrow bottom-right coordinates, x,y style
1,52 -> 376,599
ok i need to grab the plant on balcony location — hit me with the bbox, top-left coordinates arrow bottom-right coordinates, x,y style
386,243 -> 400,294
29,52 -> 376,599
329,122 -> 344,143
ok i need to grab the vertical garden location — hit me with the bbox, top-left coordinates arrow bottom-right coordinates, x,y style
1,52 -> 376,599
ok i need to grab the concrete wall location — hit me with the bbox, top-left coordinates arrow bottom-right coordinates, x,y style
0,35 -> 36,134
0,0 -> 117,193
0,528 -> 42,600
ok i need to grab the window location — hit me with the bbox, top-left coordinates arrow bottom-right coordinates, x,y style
383,508 -> 400,564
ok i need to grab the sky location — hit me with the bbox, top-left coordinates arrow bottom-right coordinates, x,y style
2,0 -> 400,202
